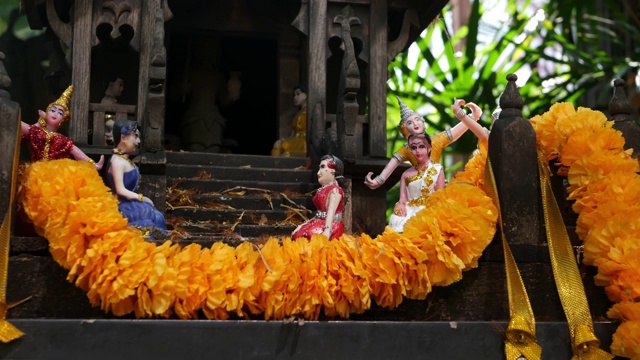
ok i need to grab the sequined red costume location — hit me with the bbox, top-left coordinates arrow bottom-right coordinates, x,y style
23,125 -> 74,162
292,183 -> 344,240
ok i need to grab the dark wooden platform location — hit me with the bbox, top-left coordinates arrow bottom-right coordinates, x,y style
0,319 -> 619,360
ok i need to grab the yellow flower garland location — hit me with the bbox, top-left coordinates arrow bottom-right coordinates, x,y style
530,103 -> 640,359
19,149 -> 497,321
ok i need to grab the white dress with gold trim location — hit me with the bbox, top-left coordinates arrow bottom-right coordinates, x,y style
389,162 -> 442,233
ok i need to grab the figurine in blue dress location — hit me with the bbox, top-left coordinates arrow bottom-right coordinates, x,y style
107,119 -> 168,240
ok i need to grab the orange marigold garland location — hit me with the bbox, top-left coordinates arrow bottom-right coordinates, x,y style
530,103 -> 640,359
19,152 -> 497,322
20,103 -> 639,357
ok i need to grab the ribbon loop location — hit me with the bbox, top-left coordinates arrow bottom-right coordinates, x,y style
536,151 -> 612,360
485,159 -> 541,360
505,316 -> 542,360
571,324 -> 612,360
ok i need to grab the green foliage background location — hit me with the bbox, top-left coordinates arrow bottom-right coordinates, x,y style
385,0 -> 638,159
383,0 -> 638,217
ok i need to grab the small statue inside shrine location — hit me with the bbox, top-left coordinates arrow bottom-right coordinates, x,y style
388,133 -> 444,233
20,85 -> 105,169
271,84 -> 308,157
101,75 -> 124,146
106,119 -> 168,240
364,97 -> 482,189
101,75 -> 124,104
180,60 -> 241,153
104,116 -> 115,146
292,154 -> 345,240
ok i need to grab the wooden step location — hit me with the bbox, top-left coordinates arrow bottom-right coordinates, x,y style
167,194 -> 312,210
166,208 -> 302,224
166,164 -> 314,182
163,152 -> 318,247
167,178 -> 317,194
166,151 -> 311,169
170,222 -> 297,237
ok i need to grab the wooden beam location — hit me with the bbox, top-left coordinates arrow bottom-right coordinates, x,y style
69,0 -> 93,145
307,0 -> 328,157
369,0 -> 388,157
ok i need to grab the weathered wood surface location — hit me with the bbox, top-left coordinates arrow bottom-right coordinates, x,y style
0,51 -> 21,224
369,0 -> 388,157
69,0 -> 92,144
306,0 -> 329,164
488,74 -> 543,246
609,78 -> 640,160
0,319 -> 618,360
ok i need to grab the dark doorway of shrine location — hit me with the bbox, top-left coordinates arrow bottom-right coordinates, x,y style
165,32 -> 278,156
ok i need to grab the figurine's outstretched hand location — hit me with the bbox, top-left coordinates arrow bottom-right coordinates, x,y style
364,171 -> 384,190
451,98 -> 465,114
466,102 -> 483,121
94,155 -> 105,171
37,110 -> 46,120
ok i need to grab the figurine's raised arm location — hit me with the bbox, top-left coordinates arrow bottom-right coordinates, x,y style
451,99 -> 488,142
21,85 -> 104,170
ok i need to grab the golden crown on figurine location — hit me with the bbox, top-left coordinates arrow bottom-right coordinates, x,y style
396,96 -> 423,139
46,85 -> 74,122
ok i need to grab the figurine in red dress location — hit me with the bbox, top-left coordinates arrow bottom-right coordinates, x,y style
20,85 -> 104,169
292,154 -> 345,240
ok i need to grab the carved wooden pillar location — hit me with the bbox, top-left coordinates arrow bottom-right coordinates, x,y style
333,5 -> 362,161
69,0 -> 93,145
609,78 -> 640,161
0,52 -> 21,227
137,0 -> 171,212
307,0 -> 328,164
488,74 -> 543,246
368,0 -> 387,158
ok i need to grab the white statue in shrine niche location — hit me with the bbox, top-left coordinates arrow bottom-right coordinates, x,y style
101,75 -> 124,104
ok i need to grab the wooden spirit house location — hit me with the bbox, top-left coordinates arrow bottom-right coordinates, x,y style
20,0 -> 447,234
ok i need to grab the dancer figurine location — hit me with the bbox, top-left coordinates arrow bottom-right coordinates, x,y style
21,85 -> 104,169
388,133 -> 445,233
364,97 -> 481,189
107,119 -> 168,240
292,154 -> 346,240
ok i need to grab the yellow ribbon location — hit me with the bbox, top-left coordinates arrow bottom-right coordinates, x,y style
536,151 -> 612,360
485,158 -> 541,360
0,108 -> 24,342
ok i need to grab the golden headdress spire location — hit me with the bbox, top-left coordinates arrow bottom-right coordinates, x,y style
45,85 -> 73,123
396,96 -> 422,139
53,85 -> 73,114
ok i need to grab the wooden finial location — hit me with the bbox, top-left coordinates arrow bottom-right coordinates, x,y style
608,78 -> 633,122
0,52 -> 12,99
498,74 -> 524,118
